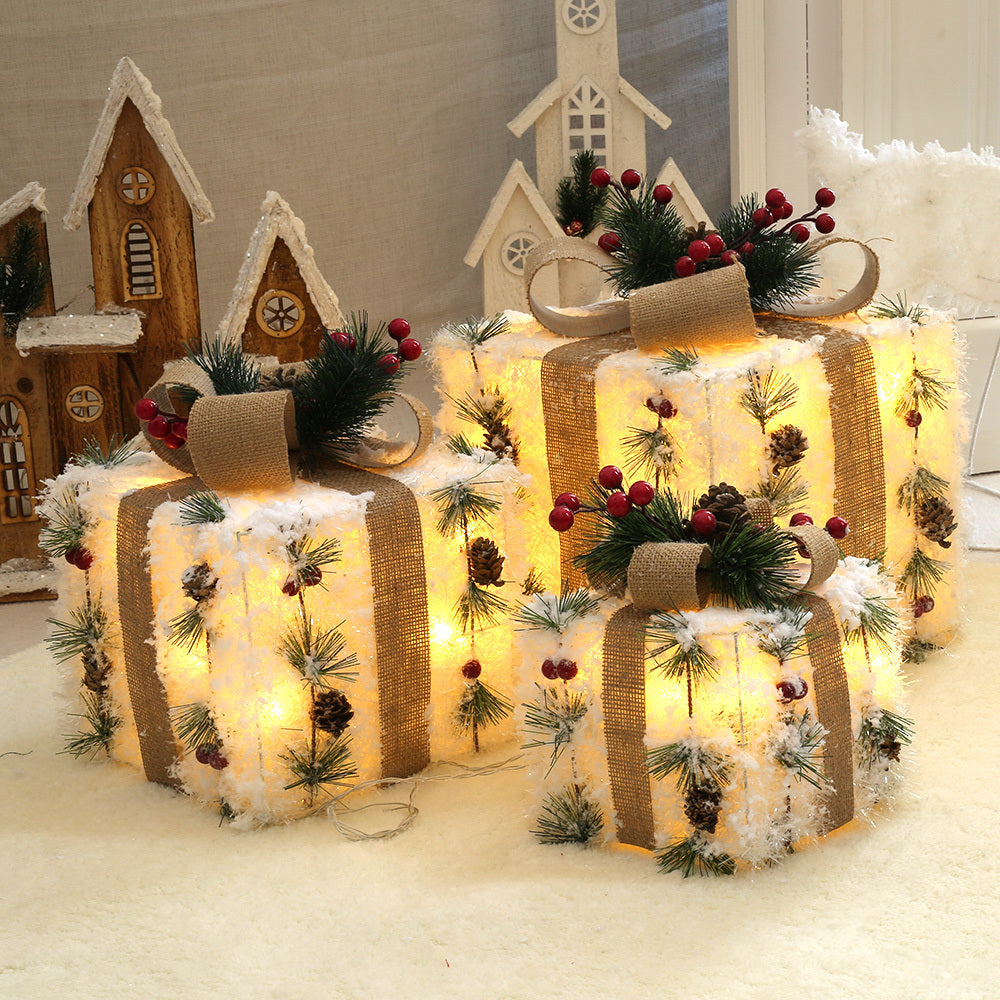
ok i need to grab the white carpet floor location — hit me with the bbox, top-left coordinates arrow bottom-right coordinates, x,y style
2,555 -> 999,1000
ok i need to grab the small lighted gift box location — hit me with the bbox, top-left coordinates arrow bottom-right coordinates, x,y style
431,283 -> 964,654
41,327 -> 529,825
511,491 -> 911,876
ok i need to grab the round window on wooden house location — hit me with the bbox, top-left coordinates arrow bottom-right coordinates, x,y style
65,385 -> 105,424
118,167 -> 156,206
255,289 -> 306,338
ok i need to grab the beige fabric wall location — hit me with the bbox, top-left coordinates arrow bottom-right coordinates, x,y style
1,0 -> 728,401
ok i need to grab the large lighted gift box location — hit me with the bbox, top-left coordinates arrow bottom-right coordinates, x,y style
432,302 -> 964,653
41,329 -> 529,826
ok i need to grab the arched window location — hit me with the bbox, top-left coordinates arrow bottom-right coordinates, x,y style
563,77 -> 611,175
255,289 -> 306,338
120,220 -> 163,300
0,396 -> 37,523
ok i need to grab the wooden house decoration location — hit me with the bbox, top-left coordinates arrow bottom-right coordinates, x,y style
217,191 -> 344,362
468,0 -> 711,314
63,56 -> 214,436
0,183 -> 58,597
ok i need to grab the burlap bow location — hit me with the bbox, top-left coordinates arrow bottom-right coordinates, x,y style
141,358 -> 434,493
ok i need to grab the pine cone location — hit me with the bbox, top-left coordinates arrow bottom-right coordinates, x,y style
683,221 -> 719,242
484,422 -> 519,464
879,739 -> 902,762
81,646 -> 110,695
768,424 -> 808,473
181,562 -> 217,602
312,690 -> 354,737
256,364 -> 302,393
684,782 -> 723,834
915,496 -> 957,549
468,537 -> 505,587
694,483 -> 750,535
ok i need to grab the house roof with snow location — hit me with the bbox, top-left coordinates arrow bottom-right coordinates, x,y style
215,191 -> 344,341
64,56 -> 214,231
16,313 -> 142,355
507,76 -> 671,139
0,183 -> 47,228
464,160 -> 564,267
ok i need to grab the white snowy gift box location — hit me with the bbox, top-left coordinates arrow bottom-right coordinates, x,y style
41,367 -> 528,826
432,246 -> 964,654
511,505 -> 911,875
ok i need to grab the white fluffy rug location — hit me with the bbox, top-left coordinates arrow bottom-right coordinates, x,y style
3,563 -> 1000,1000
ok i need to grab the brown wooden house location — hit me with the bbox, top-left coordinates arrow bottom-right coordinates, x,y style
63,56 -> 214,436
217,191 -> 343,361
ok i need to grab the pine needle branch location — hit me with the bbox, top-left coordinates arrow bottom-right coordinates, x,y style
444,432 -> 482,457
430,478 -> 503,537
770,709 -> 828,788
46,603 -> 111,663
555,150 -> 607,236
61,692 -> 121,758
656,345 -> 701,375
72,435 -> 137,469
283,735 -> 357,793
513,582 -> 601,633
647,739 -> 731,790
894,367 -> 953,418
740,368 -> 799,432
176,491 -> 227,525
279,618 -> 358,688
38,489 -> 89,558
868,292 -> 926,323
170,702 -> 219,753
185,338 -> 261,396
899,547 -> 948,597
843,592 -> 899,657
747,468 -> 810,517
896,466 -> 950,515
656,835 -> 736,877
0,220 -> 49,337
455,579 -> 509,633
521,685 -> 589,774
646,611 -> 719,688
167,605 -> 206,652
857,706 -> 914,769
752,606 -> 811,662
456,678 -> 513,734
621,425 -> 678,482
532,783 -> 604,845
441,314 -> 509,347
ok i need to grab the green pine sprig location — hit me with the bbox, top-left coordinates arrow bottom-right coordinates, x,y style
168,604 -> 206,652
740,368 -> 799,433
656,834 -> 736,877
520,566 -> 547,597
844,591 -> 899,658
621,425 -> 678,482
72,435 -> 137,469
532,783 -> 604,845
707,524 -> 801,610
441,314 -> 509,348
747,467 -> 810,517
513,582 -> 601,634
896,466 -> 950,515
656,345 -> 701,375
444,432 -> 481,457
286,536 -> 342,575
455,579 -> 509,633
452,385 -> 514,436
752,605 -> 811,662
857,706 -> 914,770
555,150 -> 608,237
456,678 -> 513,737
38,489 -> 89,558
185,338 -> 261,396
893,367 -> 953,419
46,603 -> 111,663
170,702 -> 219,754
771,709 -> 828,789
868,292 -> 926,324
899,547 -> 948,598
902,636 -> 940,663
177,491 -> 227,525
521,685 -> 590,775
646,611 -> 719,690
429,477 -> 503,537
0,220 -> 50,337
279,619 -> 358,688
61,692 -> 121,758
283,735 -> 357,793
647,739 -> 731,789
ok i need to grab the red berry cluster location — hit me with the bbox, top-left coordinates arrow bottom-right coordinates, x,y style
547,465 -> 657,532
913,595 -> 935,618
786,511 -> 850,557
136,397 -> 188,450
281,565 -> 323,597
194,742 -> 229,769
645,394 -> 678,419
593,170 -> 838,279
541,657 -> 578,681
332,316 -> 421,375
64,546 -> 94,571
776,675 -> 809,704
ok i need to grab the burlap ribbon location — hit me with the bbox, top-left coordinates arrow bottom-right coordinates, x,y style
528,237 -> 886,578
119,358 -> 435,789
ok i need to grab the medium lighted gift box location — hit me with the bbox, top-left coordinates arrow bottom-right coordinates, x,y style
511,489 -> 910,875
42,326 -> 528,825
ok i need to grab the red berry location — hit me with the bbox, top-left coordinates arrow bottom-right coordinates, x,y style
789,512 -> 813,527
765,188 -> 786,210
690,509 -> 716,536
554,492 -> 580,511
796,544 -> 811,559
591,168 -> 611,188
739,242 -> 755,256
606,491 -> 632,517
687,239 -> 711,263
399,338 -> 422,361
135,397 -> 159,421
195,744 -> 217,765
674,255 -> 697,278
548,506 -> 575,532
597,232 -> 622,254
387,318 -> 410,341
378,353 -> 401,375
628,481 -> 655,506
462,659 -> 482,679
905,410 -> 922,429
776,676 -> 808,703
147,414 -> 171,439
281,577 -> 300,597
556,658 -> 579,680
779,202 -> 794,219
912,604 -> 924,619
541,658 -> 559,680
209,753 -> 229,770
73,548 -> 94,570
825,515 -> 850,540
917,595 -> 935,614
163,433 -> 186,450
815,213 -> 836,234
790,223 -> 810,243
658,399 -> 676,419
170,419 -> 188,442
621,169 -> 642,190
64,548 -> 81,567
300,566 -> 322,588
652,184 -> 673,204
720,250 -> 740,266
330,330 -> 352,350
598,465 -> 623,489
815,187 -> 836,208
752,207 -> 774,228
563,220 -> 583,236
705,233 -> 726,255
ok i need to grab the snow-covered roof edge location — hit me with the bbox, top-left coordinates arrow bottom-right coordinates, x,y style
0,182 -> 47,229
215,191 -> 344,342
464,160 -> 563,267
63,56 -> 214,231
618,77 -> 671,131
507,79 -> 564,139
